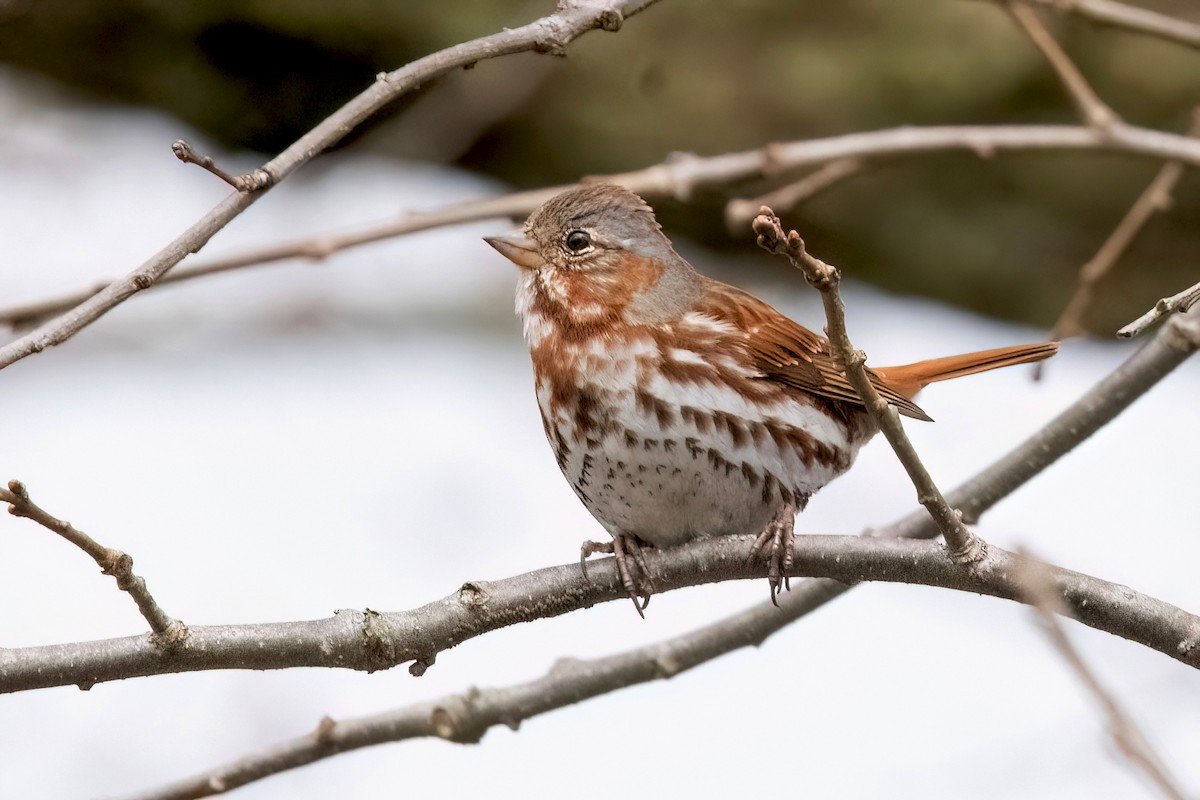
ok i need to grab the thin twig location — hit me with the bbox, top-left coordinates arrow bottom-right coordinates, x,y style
171,140 -> 272,192
5,122 -> 1200,332
1118,280 -> 1200,339
0,187 -> 570,331
0,0 -> 661,370
1015,550 -> 1189,800
1002,0 -> 1119,129
1047,114 -> 1197,343
752,208 -> 985,561
2,303 -> 1196,695
724,157 -> 865,232
2,480 -> 185,646
1028,0 -> 1200,51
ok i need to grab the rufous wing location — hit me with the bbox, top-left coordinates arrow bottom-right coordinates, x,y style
698,278 -> 1057,421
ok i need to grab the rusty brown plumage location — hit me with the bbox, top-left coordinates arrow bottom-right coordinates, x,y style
485,183 -> 1057,611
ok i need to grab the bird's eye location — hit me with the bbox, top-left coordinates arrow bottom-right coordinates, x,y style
564,230 -> 592,253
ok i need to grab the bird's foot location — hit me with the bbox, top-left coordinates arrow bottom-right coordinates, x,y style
751,505 -> 796,606
581,534 -> 655,617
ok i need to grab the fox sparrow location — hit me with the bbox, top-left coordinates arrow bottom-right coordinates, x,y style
485,183 -> 1056,613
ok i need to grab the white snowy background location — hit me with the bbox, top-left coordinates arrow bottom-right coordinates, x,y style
2,69 -> 1198,800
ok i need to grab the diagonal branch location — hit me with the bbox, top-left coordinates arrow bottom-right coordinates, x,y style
1047,113 -> 1198,343
1016,550 -> 1189,800
753,209 -> 986,560
724,157 -> 866,232
3,302 -> 1195,696
1002,0 -> 1119,129
0,0 -> 661,371
1027,0 -> 1200,51
2,480 -> 185,645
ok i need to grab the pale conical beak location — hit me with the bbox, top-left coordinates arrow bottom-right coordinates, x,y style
484,232 -> 545,270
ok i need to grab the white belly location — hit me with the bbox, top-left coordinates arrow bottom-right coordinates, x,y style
541,372 -> 868,548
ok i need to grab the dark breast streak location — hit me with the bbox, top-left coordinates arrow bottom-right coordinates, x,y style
531,321 -> 869,539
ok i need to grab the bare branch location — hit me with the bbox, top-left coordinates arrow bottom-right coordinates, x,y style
1016,551 -> 1189,800
117,583 -> 862,799
752,208 -> 985,560
1118,281 -> 1200,339
5,123 -> 1200,332
1002,0 -> 1119,129
0,187 -> 569,331
0,0 -> 661,370
2,480 -> 185,645
121,534 -> 1200,800
13,535 -> 1200,693
1047,113 -> 1198,345
1028,0 -> 1200,51
724,158 -> 865,232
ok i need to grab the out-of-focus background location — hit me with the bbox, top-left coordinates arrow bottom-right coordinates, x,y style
1,2 -> 1199,799
3,0 -> 1199,330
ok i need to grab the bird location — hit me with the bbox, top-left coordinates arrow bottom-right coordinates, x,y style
485,183 -> 1057,614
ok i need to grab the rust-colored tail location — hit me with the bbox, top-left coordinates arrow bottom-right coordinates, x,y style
873,341 -> 1058,415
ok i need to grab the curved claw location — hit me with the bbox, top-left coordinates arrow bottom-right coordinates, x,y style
751,505 -> 797,605
580,534 -> 654,616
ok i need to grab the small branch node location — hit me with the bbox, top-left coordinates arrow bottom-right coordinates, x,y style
431,694 -> 485,743
1117,280 -> 1200,339
297,238 -> 338,261
532,35 -> 568,56
597,9 -> 623,30
7,478 -> 30,502
654,650 -> 683,678
233,169 -> 275,193
663,151 -> 702,201
946,533 -> 987,564
408,654 -> 436,677
969,139 -> 998,159
760,142 -> 788,175
314,715 -> 338,745
172,139 -> 273,192
149,620 -> 190,650
457,581 -> 490,607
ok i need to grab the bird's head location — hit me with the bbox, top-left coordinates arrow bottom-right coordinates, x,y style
485,183 -> 700,332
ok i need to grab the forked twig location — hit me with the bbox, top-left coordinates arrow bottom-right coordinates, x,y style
1118,281 -> 1200,339
2,480 -> 185,648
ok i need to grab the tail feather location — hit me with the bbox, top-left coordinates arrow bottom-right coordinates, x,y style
874,341 -> 1059,402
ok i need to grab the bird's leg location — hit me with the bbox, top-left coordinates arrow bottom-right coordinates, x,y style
751,504 -> 797,605
580,533 -> 655,617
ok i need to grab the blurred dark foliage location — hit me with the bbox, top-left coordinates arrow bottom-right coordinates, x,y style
1,0 -> 1198,332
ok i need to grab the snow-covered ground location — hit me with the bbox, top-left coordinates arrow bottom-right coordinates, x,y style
2,69 -> 1198,800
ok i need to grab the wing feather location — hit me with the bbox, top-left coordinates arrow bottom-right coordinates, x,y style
694,280 -> 932,421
